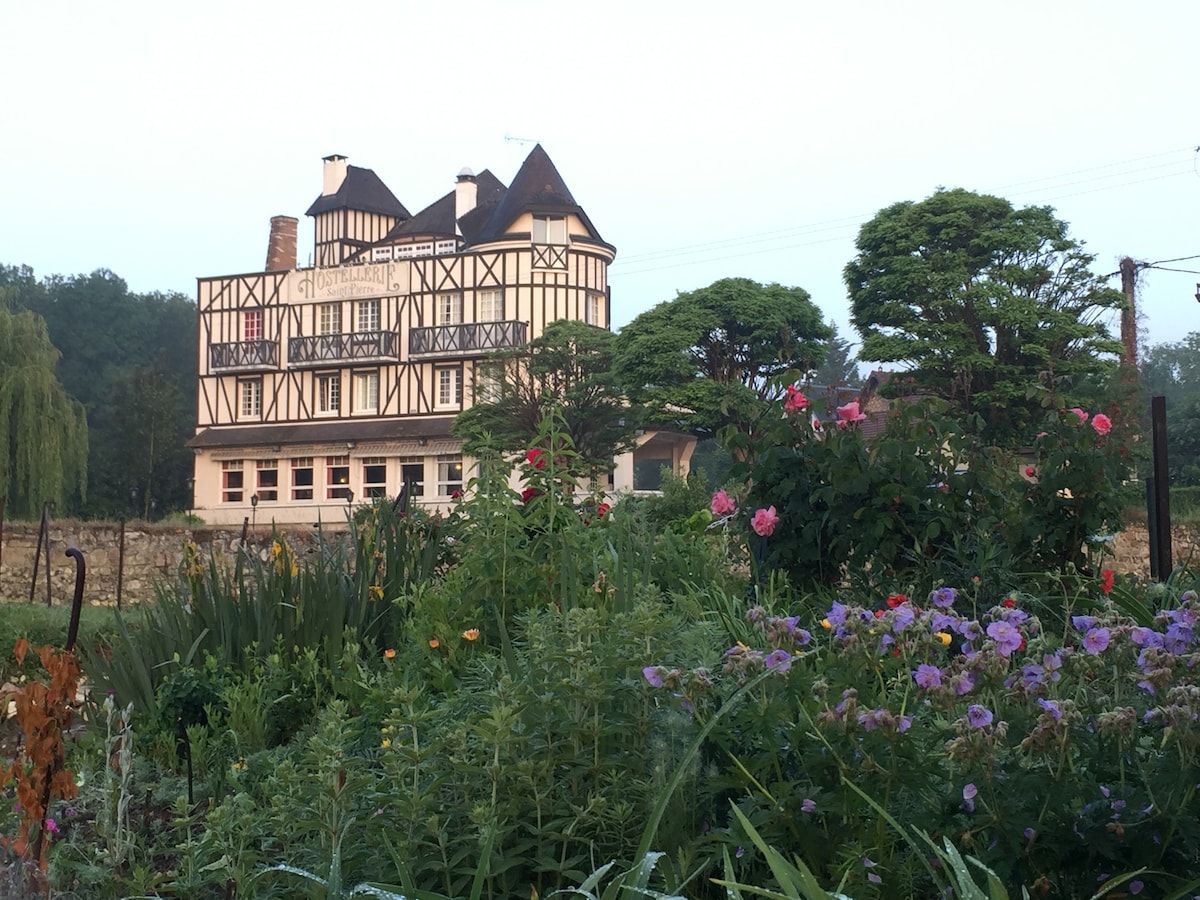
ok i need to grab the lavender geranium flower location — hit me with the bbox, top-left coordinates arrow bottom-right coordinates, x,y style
642,666 -> 665,688
1071,614 -> 1097,632
794,628 -> 812,647
931,586 -> 957,608
893,604 -> 916,633
1130,626 -> 1163,648
1082,627 -> 1111,655
764,649 -> 792,673
951,672 -> 976,696
913,663 -> 943,690
826,601 -> 849,628
962,782 -> 978,812
967,705 -> 994,728
801,798 -> 816,813
986,620 -> 1023,657
1037,698 -> 1063,721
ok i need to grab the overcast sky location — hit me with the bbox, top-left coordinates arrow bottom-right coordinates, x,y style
3,1 -> 1197,359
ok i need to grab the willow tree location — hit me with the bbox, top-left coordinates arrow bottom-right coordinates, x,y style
0,302 -> 88,517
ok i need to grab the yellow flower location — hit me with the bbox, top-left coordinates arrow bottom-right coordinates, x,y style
462,628 -> 480,642
369,584 -> 384,602
231,758 -> 248,772
381,725 -> 393,734
821,618 -> 832,630
429,638 -> 440,649
935,631 -> 952,646
383,648 -> 396,659
381,738 -> 391,749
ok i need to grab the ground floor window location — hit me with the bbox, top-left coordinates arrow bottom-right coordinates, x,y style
291,457 -> 314,501
437,455 -> 463,496
362,457 -> 387,499
326,455 -> 351,500
399,457 -> 425,498
221,460 -> 244,503
256,459 -> 278,501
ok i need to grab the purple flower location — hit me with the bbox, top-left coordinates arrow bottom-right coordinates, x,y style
764,649 -> 792,673
794,628 -> 812,647
1071,614 -> 1096,632
642,666 -> 664,688
931,612 -> 958,632
1037,698 -> 1062,721
962,783 -> 978,812
826,601 -> 849,628
931,586 -> 957,608
893,604 -> 916,633
735,846 -> 744,859
897,715 -> 913,733
913,663 -> 943,690
986,620 -> 1023,657
801,798 -> 816,813
951,671 -> 976,696
1130,627 -> 1162,648
967,705 -> 994,728
1082,627 -> 1111,655
868,873 -> 882,884
1129,880 -> 1144,894
1024,827 -> 1036,839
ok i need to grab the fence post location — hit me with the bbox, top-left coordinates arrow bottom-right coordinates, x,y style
43,501 -> 53,607
116,518 -> 126,609
1151,395 -> 1172,579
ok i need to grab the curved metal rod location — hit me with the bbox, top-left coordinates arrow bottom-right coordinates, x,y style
64,547 -> 86,652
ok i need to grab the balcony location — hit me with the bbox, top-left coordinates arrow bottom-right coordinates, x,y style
408,321 -> 528,359
288,331 -> 398,368
209,340 -> 278,372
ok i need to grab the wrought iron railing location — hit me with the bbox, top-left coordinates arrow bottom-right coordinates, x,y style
408,321 -> 528,358
209,340 -> 279,371
288,331 -> 398,367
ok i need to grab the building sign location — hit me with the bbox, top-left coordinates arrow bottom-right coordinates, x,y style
295,263 -> 403,300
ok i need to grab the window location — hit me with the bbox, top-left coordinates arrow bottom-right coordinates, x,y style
362,457 -> 387,499
291,457 -> 314,500
221,460 -> 244,503
238,378 -> 262,420
256,459 -> 279,501
436,292 -> 462,326
316,373 -> 341,415
477,289 -> 503,322
326,455 -> 351,500
585,293 -> 605,327
356,299 -> 380,332
472,367 -> 501,404
399,457 -> 424,498
354,371 -> 379,413
435,367 -> 461,409
318,302 -> 342,335
437,455 -> 463,496
532,216 -> 566,244
243,309 -> 263,341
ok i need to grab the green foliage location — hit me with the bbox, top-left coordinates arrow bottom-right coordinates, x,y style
0,303 -> 88,517
614,277 -> 831,440
808,319 -> 859,389
454,318 -> 638,478
1139,332 -> 1200,485
846,189 -> 1126,446
0,603 -> 115,685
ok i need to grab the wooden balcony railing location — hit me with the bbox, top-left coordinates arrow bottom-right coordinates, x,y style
408,321 -> 528,358
209,340 -> 278,371
288,331 -> 398,367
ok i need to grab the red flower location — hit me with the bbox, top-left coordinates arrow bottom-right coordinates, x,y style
886,594 -> 908,608
1024,465 -> 1036,478
1101,569 -> 1115,595
874,609 -> 886,619
521,487 -> 539,503
597,502 -> 611,517
1002,597 -> 1016,608
450,489 -> 462,500
526,448 -> 547,470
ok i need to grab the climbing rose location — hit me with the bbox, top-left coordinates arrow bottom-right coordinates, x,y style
1092,413 -> 1112,435
836,400 -> 867,424
784,384 -> 810,413
1068,407 -> 1089,424
750,506 -> 780,537
710,489 -> 736,517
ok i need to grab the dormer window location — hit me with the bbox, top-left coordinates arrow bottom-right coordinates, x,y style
532,216 -> 566,245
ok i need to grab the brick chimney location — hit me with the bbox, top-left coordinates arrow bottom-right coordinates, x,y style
455,167 -> 477,221
265,216 -> 299,271
322,154 -> 348,196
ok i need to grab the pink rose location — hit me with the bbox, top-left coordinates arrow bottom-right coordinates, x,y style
1091,413 -> 1112,436
1024,465 -> 1036,478
836,400 -> 867,424
784,384 -> 810,413
751,505 -> 780,537
710,489 -> 736,517
1068,407 -> 1088,424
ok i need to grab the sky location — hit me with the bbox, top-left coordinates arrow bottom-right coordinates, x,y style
3,0 -> 1198,361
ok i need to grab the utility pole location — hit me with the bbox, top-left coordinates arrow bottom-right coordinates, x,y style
1119,256 -> 1139,371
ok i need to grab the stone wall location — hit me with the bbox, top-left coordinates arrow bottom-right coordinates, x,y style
2,519 -> 1198,607
0,522 -> 340,607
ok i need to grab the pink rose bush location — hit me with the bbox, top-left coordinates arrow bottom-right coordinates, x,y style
750,506 -> 779,537
710,489 -> 737,517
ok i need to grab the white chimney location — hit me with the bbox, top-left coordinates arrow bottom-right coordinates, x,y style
455,167 -> 477,221
322,154 -> 348,196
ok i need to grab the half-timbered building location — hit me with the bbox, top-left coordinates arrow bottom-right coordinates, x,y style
189,145 -> 694,525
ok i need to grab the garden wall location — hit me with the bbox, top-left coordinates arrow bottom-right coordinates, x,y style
0,522 -> 338,607
1,520 -> 1198,607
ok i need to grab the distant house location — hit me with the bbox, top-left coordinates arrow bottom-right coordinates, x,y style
188,146 -> 694,525
855,369 -> 930,441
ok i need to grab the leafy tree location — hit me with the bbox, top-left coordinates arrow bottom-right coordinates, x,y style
808,319 -> 859,388
1140,332 -> 1200,484
614,277 -> 830,440
453,319 -> 638,476
846,189 -> 1126,445
0,302 -> 88,517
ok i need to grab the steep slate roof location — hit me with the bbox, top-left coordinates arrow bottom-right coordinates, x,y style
382,169 -> 507,242
305,165 -> 411,219
469,144 -> 609,247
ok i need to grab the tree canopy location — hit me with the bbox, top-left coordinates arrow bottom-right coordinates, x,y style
0,301 -> 89,517
846,189 -> 1125,444
613,277 -> 830,439
1140,331 -> 1200,485
453,319 -> 638,476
